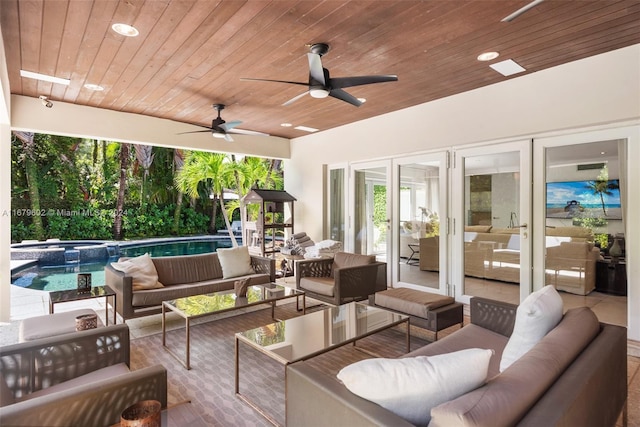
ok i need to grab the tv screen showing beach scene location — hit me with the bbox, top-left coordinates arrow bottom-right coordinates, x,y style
546,179 -> 621,219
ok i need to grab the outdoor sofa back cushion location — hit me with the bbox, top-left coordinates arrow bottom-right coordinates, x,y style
330,252 -> 375,278
151,252 -> 223,285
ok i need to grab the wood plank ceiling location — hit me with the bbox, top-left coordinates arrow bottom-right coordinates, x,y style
2,0 -> 640,140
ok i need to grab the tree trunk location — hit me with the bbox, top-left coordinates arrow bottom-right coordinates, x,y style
219,196 -> 238,247
173,191 -> 183,234
210,195 -> 218,234
24,156 -> 45,240
113,143 -> 130,240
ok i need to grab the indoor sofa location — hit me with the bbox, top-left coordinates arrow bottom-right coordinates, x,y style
0,324 -> 167,426
286,297 -> 627,426
419,226 -> 600,295
105,251 -> 275,320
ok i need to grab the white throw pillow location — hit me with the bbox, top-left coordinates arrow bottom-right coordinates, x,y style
217,246 -> 255,279
336,348 -> 493,426
111,253 -> 164,291
499,285 -> 563,372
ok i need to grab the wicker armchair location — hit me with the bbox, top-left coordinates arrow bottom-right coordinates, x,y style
0,324 -> 167,427
295,252 -> 387,305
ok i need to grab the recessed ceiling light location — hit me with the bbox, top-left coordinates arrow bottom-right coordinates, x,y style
489,59 -> 526,76
84,83 -> 104,91
601,151 -> 606,155
477,51 -> 500,62
280,123 -> 292,127
20,70 -> 70,85
294,125 -> 319,133
111,23 -> 139,37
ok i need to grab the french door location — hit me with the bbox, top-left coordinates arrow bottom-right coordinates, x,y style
393,152 -> 449,295
348,160 -> 391,264
452,141 -> 532,304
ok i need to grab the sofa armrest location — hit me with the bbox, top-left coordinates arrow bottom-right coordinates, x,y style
286,361 -> 413,427
295,258 -> 334,288
250,255 -> 276,282
335,262 -> 387,299
469,297 -> 517,338
104,263 -> 135,320
0,364 -> 167,427
0,324 -> 130,398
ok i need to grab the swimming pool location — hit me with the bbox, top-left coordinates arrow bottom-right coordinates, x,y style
11,238 -> 233,292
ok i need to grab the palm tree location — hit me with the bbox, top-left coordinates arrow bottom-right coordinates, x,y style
586,179 -> 619,216
174,151 -> 238,246
113,143 -> 130,240
172,149 -> 185,234
134,143 -> 155,206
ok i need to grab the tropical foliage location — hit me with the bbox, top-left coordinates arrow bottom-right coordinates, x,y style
10,132 -> 284,243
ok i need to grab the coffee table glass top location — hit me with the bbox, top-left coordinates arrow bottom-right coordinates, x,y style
49,285 -> 114,303
164,284 -> 303,318
236,302 -> 408,364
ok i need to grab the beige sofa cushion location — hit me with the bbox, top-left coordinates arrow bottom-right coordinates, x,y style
331,252 -> 375,278
217,246 -> 255,279
375,288 -> 454,317
152,252 -> 223,285
429,307 -> 600,427
111,253 -> 164,291
299,277 -> 335,297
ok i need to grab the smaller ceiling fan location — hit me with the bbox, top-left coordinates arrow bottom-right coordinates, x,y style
178,104 -> 266,142
241,43 -> 398,107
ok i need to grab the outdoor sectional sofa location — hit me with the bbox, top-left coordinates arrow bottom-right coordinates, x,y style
286,296 -> 627,426
418,226 -> 600,295
105,251 -> 275,320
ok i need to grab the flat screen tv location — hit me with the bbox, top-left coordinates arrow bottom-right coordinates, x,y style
546,179 -> 621,219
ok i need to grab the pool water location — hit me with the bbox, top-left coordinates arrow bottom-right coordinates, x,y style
12,239 -> 233,292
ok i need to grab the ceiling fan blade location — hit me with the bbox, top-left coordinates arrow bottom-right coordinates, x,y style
307,53 -> 326,85
329,88 -> 363,107
283,91 -> 309,106
240,77 -> 308,87
177,129 -> 212,135
220,120 -> 242,131
229,128 -> 270,136
224,133 -> 234,142
330,75 -> 398,89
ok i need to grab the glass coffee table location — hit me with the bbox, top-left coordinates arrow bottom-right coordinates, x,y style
49,285 -> 117,325
162,284 -> 305,370
234,302 -> 409,425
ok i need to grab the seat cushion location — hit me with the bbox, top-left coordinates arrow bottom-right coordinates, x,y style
19,309 -> 103,342
299,277 -> 335,297
375,288 -> 454,318
16,363 -> 130,403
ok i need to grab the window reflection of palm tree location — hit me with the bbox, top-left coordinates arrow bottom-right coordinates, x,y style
586,179 -> 619,216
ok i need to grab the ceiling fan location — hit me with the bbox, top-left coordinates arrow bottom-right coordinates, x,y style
178,104 -> 267,142
241,43 -> 398,107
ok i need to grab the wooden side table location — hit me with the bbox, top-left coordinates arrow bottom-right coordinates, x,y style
595,258 -> 627,296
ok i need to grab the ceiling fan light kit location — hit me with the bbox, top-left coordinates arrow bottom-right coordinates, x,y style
241,42 -> 398,107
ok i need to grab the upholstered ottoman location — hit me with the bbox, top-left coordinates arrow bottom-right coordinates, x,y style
371,288 -> 463,340
19,308 -> 103,342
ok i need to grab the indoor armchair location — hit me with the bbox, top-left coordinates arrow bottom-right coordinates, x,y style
295,252 -> 387,305
0,324 -> 167,427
